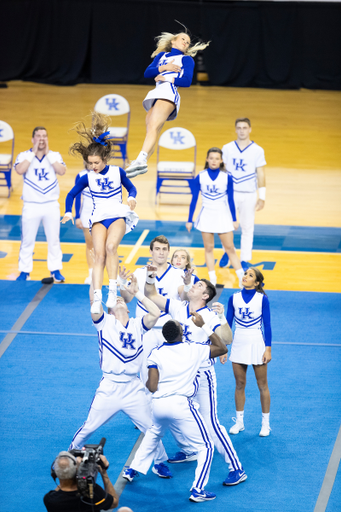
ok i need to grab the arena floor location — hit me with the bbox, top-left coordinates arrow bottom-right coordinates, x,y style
0,81 -> 340,511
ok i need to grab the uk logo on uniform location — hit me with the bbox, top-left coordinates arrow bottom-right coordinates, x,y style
106,98 -> 119,111
232,158 -> 247,172
157,288 -> 168,297
119,332 -> 136,350
238,307 -> 254,320
96,178 -> 114,191
181,324 -> 192,342
170,131 -> 185,145
206,184 -> 219,194
35,168 -> 49,181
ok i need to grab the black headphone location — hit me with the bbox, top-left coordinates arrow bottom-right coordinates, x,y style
51,453 -> 77,481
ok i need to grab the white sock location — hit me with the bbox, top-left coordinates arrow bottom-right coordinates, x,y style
236,268 -> 244,280
137,151 -> 148,163
262,412 -> 270,425
208,270 -> 217,286
236,411 -> 244,423
88,268 -> 93,278
109,279 -> 117,292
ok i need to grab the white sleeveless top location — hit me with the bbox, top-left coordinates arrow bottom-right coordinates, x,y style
198,170 -> 229,210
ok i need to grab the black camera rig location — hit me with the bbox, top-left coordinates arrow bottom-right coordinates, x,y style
69,437 -> 106,499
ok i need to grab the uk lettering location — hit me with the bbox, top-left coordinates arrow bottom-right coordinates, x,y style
232,158 -> 247,172
238,308 -> 254,319
119,332 -> 136,350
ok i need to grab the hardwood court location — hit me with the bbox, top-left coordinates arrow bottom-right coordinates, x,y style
0,81 -> 340,291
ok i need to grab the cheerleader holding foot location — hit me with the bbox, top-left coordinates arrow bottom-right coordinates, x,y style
227,268 -> 272,437
186,148 -> 244,288
61,113 -> 138,313
126,26 -> 209,179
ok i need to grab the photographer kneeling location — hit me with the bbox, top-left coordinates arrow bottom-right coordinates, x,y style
44,451 -> 119,511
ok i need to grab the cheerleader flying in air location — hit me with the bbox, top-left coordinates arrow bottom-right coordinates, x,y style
125,24 -> 210,178
61,113 -> 138,314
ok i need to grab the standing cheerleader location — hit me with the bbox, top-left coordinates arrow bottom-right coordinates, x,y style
74,161 -> 94,284
61,113 -> 138,314
227,268 -> 272,437
186,147 -> 244,288
125,27 -> 209,178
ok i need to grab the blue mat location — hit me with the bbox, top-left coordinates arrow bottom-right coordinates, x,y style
0,282 -> 340,512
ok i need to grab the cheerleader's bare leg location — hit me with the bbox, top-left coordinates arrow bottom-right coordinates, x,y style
232,363 -> 248,411
218,232 -> 244,287
142,99 -> 176,158
90,222 -> 107,313
253,363 -> 270,414
201,232 -> 217,285
105,219 -> 126,308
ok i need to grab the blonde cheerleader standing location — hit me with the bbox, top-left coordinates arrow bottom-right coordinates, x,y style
227,267 -> 272,437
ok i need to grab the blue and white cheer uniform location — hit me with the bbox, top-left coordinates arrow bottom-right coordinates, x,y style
65,165 -> 138,233
227,288 -> 272,365
69,311 -> 168,465
14,149 -> 65,273
188,168 -> 237,233
143,48 -> 195,121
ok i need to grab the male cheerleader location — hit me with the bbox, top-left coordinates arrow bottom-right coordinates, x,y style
142,265 -> 247,486
220,118 -> 266,271
68,275 -> 172,479
15,127 -> 66,281
124,316 -> 228,502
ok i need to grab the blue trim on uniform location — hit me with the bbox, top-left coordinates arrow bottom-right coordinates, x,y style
234,141 -> 254,153
204,369 -> 241,471
101,336 -> 143,363
164,298 -> 170,315
23,177 -> 58,194
141,316 -> 150,332
188,398 -> 213,489
156,263 -> 172,281
148,364 -> 158,369
93,313 -> 104,324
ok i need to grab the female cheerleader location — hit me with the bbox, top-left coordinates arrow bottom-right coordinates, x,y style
125,27 -> 209,178
61,113 -> 139,314
227,267 -> 272,437
186,147 -> 244,288
170,248 -> 199,286
74,161 -> 94,284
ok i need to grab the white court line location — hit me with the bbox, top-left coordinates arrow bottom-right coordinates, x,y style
314,424 -> 341,512
124,229 -> 149,264
0,331 -> 340,347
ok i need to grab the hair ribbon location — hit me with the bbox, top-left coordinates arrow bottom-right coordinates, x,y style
93,131 -> 111,146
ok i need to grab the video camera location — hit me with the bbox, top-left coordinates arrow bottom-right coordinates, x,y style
69,437 -> 106,500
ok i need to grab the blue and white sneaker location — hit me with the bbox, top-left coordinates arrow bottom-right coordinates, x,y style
223,469 -> 247,486
219,252 -> 230,268
152,462 -> 172,478
16,272 -> 30,281
189,489 -> 216,502
168,451 -> 198,463
122,467 -> 139,482
51,270 -> 65,282
241,261 -> 250,272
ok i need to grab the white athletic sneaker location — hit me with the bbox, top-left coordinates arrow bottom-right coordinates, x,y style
259,424 -> 271,437
125,160 -> 148,179
229,418 -> 245,435
91,299 -> 102,315
91,290 -> 102,314
106,289 -> 117,308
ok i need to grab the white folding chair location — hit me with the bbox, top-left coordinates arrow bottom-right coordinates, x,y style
156,127 -> 196,203
0,120 -> 14,197
94,94 -> 130,167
